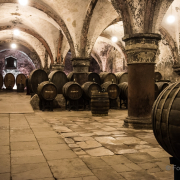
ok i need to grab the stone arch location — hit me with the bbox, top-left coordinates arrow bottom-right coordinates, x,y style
0,0 -> 75,58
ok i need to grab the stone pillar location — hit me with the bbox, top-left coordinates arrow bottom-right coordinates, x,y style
71,58 -> 90,85
123,33 -> 161,129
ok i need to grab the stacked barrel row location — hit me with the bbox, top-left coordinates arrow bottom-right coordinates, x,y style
28,69 -> 166,111
0,73 -> 27,91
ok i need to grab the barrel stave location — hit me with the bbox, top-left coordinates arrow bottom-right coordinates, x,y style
29,69 -> 48,94
49,70 -> 68,94
0,74 -> 3,89
99,72 -> 117,84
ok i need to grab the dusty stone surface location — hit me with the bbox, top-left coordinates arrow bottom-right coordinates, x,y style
53,94 -> 66,109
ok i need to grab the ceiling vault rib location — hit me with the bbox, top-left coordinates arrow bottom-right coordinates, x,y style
80,0 -> 98,57
0,0 -> 76,59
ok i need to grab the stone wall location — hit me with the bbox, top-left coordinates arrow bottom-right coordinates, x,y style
0,50 -> 36,89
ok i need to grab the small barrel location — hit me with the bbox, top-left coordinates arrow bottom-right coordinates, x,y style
154,71 -> 162,82
29,69 -> 48,94
91,91 -> 109,116
0,74 -> 3,89
152,82 -> 180,161
4,73 -> 15,90
118,82 -> 128,100
37,81 -> 57,101
16,74 -> 26,88
82,82 -> 101,100
99,72 -> 117,84
115,72 -> 128,84
155,82 -> 169,99
48,70 -> 68,94
63,82 -> 82,100
101,82 -> 120,100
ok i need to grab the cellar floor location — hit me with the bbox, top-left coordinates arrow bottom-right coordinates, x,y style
0,91 -> 173,180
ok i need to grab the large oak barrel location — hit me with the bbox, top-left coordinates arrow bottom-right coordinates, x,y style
0,74 -> 3,89
16,74 -> 26,87
29,69 -> 48,94
4,73 -> 15,90
154,71 -> 162,82
48,70 -> 68,94
152,82 -> 180,161
99,72 -> 117,84
115,72 -> 128,84
91,92 -> 109,116
101,82 -> 120,100
82,82 -> 101,100
63,82 -> 82,100
67,72 -> 101,84
37,81 -> 57,101
155,82 -> 169,99
118,82 -> 128,100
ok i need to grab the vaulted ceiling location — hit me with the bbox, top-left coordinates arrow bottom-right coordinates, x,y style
0,0 -> 179,68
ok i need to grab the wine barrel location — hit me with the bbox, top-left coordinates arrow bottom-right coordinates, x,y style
101,82 -> 120,100
4,73 -> 15,90
154,71 -> 162,82
99,72 -> 117,84
37,81 -> 57,101
152,82 -> 180,161
29,69 -> 48,94
63,82 -> 82,100
91,91 -> 109,116
115,72 -> 128,84
48,70 -> 68,94
82,82 -> 101,100
68,72 -> 101,84
67,72 -> 74,81
155,82 -> 169,99
16,74 -> 26,88
118,82 -> 128,100
0,74 -> 3,89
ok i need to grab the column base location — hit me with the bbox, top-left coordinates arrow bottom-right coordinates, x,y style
124,116 -> 152,129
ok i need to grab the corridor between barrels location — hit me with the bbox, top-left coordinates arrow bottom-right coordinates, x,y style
0,91 -> 173,180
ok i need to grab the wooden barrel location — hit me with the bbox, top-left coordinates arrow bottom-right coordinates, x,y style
29,69 -> 48,94
99,72 -> 117,84
115,72 -> 128,84
118,82 -> 128,100
154,71 -> 162,82
4,73 -> 15,90
62,82 -> 82,100
0,74 -> 3,89
87,72 -> 101,84
37,81 -> 57,101
48,70 -> 68,94
16,74 -> 26,88
152,82 -> 180,161
82,82 -> 101,100
91,92 -> 109,116
101,82 -> 120,100
68,72 -> 101,84
155,82 -> 169,99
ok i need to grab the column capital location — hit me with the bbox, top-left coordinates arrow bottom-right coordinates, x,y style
71,57 -> 91,73
123,33 -> 161,65
173,65 -> 180,76
51,63 -> 65,71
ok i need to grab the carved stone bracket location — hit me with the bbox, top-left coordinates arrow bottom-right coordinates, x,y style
51,63 -> 65,71
71,58 -> 91,73
123,33 -> 161,65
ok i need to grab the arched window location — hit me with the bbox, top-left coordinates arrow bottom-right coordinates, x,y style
5,57 -> 17,69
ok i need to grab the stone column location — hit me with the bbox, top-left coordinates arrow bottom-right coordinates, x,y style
71,57 -> 90,85
51,63 -> 65,71
123,33 -> 161,129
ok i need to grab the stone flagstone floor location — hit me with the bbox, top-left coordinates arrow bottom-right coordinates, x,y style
0,92 -> 174,180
